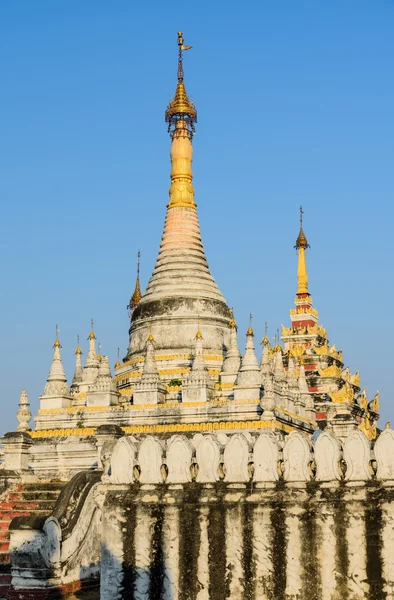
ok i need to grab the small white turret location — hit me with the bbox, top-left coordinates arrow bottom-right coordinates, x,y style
273,345 -> 285,382
87,355 -> 119,407
287,357 -> 298,389
260,327 -> 272,378
71,335 -> 83,390
183,326 -> 214,403
39,327 -> 71,410
82,320 -> 100,386
133,333 -> 167,405
221,311 -> 241,389
234,317 -> 262,401
16,390 -> 32,432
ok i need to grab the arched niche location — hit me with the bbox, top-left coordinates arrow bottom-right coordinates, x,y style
110,437 -> 137,485
138,437 -> 165,484
375,428 -> 394,480
223,434 -> 250,483
314,430 -> 343,482
253,433 -> 281,482
344,429 -> 372,481
166,435 -> 193,484
195,435 -> 221,483
283,431 -> 312,482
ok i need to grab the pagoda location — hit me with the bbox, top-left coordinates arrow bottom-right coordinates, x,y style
116,32 -> 232,400
280,207 -> 379,439
0,31 -> 390,600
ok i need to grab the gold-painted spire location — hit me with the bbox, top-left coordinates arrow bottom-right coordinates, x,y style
294,206 -> 310,295
229,308 -> 237,329
165,31 -> 197,139
75,334 -> 82,355
115,347 -> 121,369
54,324 -> 61,348
97,343 -> 102,363
247,313 -> 254,336
128,251 -> 142,316
262,322 -> 269,345
196,319 -> 203,339
88,319 -> 96,340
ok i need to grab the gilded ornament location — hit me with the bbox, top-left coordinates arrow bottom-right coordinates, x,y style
290,344 -> 305,358
281,324 -> 293,337
350,371 -> 361,387
359,415 -> 377,441
313,342 -> 330,356
319,365 -> 342,378
369,391 -> 380,414
329,382 -> 354,404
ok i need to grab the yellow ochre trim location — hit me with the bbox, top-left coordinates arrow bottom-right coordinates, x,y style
31,420 -> 295,438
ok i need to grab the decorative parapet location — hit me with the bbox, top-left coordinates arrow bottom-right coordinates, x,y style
101,426 -> 387,486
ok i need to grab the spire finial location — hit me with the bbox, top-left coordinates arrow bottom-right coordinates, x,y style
165,31 -> 197,138
295,207 -> 310,294
295,205 -> 310,250
247,313 -> 254,336
54,324 -> 61,347
75,334 -> 82,355
115,347 -> 121,369
262,322 -> 269,345
97,342 -> 102,362
88,319 -> 96,340
229,307 -> 237,329
128,250 -> 142,317
177,31 -> 192,83
196,318 -> 203,339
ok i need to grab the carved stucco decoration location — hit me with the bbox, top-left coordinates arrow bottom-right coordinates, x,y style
283,431 -> 312,482
166,435 -> 194,484
195,435 -> 221,483
343,429 -> 372,481
110,437 -> 137,485
253,433 -> 281,482
138,437 -> 165,484
314,430 -> 343,481
375,428 -> 394,480
223,433 -> 250,482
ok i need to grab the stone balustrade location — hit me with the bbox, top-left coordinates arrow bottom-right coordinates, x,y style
106,427 -> 394,485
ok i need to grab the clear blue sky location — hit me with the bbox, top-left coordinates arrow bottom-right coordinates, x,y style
0,1 -> 393,435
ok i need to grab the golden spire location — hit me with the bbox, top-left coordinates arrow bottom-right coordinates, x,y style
147,331 -> 154,343
97,343 -> 102,363
262,322 -> 269,345
165,31 -> 197,139
54,324 -> 61,348
88,318 -> 96,340
115,347 -> 121,369
294,206 -> 310,295
196,319 -> 203,339
247,313 -> 254,336
229,308 -> 237,329
128,251 -> 142,316
75,334 -> 82,355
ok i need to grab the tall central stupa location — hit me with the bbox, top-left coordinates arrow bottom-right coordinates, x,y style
123,32 -> 232,381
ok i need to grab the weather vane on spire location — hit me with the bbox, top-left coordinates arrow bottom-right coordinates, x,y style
177,31 -> 192,83
165,31 -> 197,138
295,205 -> 310,250
54,324 -> 61,347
